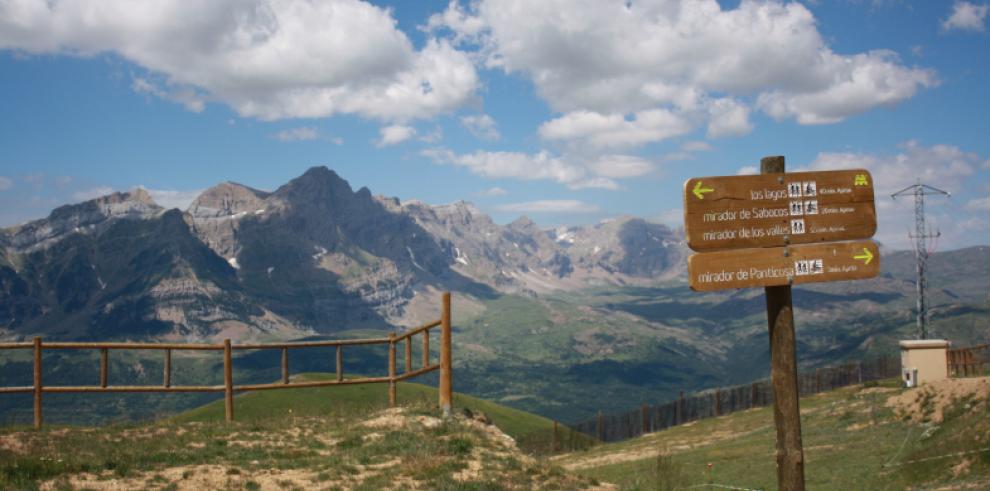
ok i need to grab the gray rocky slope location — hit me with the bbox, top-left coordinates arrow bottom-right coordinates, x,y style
0,167 -> 685,341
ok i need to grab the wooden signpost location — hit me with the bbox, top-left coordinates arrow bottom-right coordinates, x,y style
683,157 -> 880,491
688,240 -> 879,291
684,169 -> 876,251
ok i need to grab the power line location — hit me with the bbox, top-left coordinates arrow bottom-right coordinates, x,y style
892,182 -> 950,340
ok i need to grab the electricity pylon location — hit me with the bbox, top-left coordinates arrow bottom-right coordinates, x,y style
892,181 -> 950,340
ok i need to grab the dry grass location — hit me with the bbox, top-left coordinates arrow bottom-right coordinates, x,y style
1,403 -> 605,491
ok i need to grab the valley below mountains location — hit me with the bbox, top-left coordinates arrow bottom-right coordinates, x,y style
1,166 -> 988,423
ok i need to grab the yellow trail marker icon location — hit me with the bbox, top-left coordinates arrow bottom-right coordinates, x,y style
853,248 -> 874,265
854,174 -> 869,186
692,181 -> 714,199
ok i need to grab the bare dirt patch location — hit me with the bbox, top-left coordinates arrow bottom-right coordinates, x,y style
42,464 -> 320,491
886,377 -> 990,424
0,433 -> 31,455
360,407 -> 415,429
952,457 -> 973,478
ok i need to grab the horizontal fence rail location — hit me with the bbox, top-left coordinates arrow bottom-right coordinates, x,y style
0,293 -> 453,430
571,355 -> 902,443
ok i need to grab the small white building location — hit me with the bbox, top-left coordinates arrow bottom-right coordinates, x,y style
899,339 -> 950,387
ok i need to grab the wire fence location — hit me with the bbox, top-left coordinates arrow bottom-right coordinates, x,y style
948,343 -> 990,377
515,420 -> 600,455
570,355 -> 902,443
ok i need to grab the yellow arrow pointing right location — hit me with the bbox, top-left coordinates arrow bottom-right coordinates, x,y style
853,248 -> 874,265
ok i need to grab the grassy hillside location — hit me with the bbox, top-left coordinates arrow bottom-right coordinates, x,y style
0,373 -> 599,490
174,372 -> 594,453
556,377 -> 990,490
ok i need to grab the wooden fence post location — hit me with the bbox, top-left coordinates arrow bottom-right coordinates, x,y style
751,382 -> 758,408
388,333 -> 397,407
336,345 -> 344,382
716,389 -> 722,416
597,410 -> 604,442
100,347 -> 108,388
439,292 -> 453,417
33,337 -> 42,431
281,347 -> 289,384
163,348 -> 171,388
405,336 -> 412,373
423,329 -> 430,369
553,420 -> 559,452
642,404 -> 649,434
677,390 -> 684,424
224,339 -> 233,423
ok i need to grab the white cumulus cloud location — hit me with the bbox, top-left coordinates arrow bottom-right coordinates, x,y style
707,98 -> 753,137
421,147 -> 646,190
132,77 -> 205,112
272,127 -> 319,142
0,0 -> 478,122
429,0 -> 935,146
663,140 -> 714,162
806,141 -> 986,250
681,141 -> 713,153
965,196 -> 990,211
589,155 -> 654,179
377,125 -> 417,147
756,50 -> 936,125
539,109 -> 691,149
422,147 -> 598,188
942,2 -> 989,32
0,176 -> 12,191
806,140 -> 977,197
460,114 -> 500,141
495,200 -> 599,214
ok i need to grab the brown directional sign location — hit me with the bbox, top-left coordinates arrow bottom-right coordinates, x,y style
688,240 -> 880,292
684,169 -> 876,251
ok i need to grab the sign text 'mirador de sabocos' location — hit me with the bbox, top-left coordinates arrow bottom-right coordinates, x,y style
683,169 -> 876,251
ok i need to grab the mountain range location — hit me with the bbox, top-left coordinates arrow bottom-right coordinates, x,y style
0,166 -> 685,342
1,166 -> 987,422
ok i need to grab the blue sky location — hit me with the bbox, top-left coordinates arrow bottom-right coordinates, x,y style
1,0 -> 989,251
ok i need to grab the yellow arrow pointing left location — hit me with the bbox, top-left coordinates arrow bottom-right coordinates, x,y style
853,248 -> 874,265
693,181 -> 714,200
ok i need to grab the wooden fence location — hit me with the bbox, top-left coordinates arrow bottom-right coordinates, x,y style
571,355 -> 901,443
0,293 -> 453,430
949,343 -> 990,377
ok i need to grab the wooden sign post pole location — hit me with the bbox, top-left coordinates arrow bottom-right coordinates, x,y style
762,156 -> 806,491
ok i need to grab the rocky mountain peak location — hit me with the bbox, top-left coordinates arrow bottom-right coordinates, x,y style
4,188 -> 164,253
87,188 -> 161,213
431,201 -> 488,225
275,166 -> 354,204
507,216 -> 537,231
187,182 -> 270,218
444,200 -> 482,215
